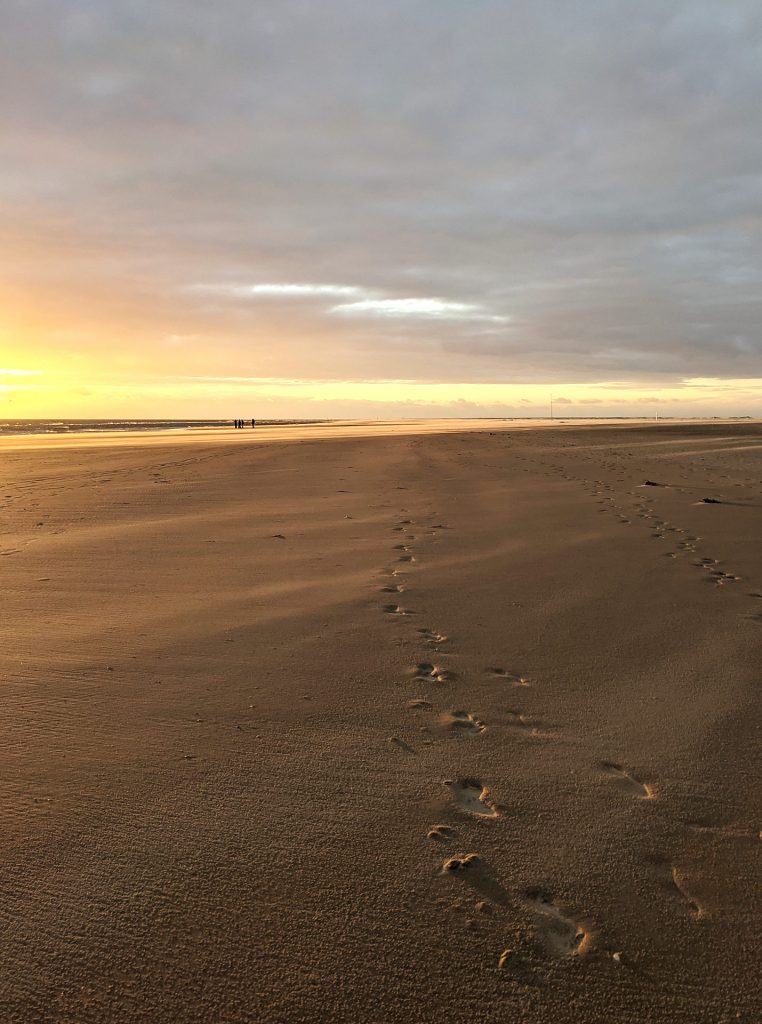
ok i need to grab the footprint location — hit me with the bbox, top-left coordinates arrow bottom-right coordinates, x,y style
380,584 -> 405,593
383,604 -> 412,615
407,698 -> 433,710
441,710 -> 486,734
686,820 -> 756,842
670,870 -> 704,919
442,853 -> 483,873
706,569 -> 739,584
417,628 -> 448,645
398,554 -> 416,563
486,667 -> 530,687
446,777 -> 499,818
427,824 -> 456,841
525,890 -> 591,957
649,857 -> 705,919
413,663 -> 457,684
388,736 -> 415,754
505,710 -> 549,738
441,854 -> 510,907
599,761 -> 654,800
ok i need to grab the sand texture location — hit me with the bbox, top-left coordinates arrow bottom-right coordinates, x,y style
1,421 -> 761,1022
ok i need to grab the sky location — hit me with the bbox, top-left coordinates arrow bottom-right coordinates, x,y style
2,0 -> 762,418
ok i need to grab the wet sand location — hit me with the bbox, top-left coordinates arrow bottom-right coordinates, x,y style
1,420 -> 761,1022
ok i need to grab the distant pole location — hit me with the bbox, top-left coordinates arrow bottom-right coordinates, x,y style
550,394 -> 554,421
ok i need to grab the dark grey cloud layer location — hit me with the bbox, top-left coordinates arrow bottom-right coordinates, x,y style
3,0 -> 762,381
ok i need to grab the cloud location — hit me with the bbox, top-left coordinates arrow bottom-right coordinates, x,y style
329,297 -> 505,321
192,283 -> 363,298
2,0 -> 762,399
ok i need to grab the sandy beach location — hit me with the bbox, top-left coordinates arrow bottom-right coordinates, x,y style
2,419 -> 760,1023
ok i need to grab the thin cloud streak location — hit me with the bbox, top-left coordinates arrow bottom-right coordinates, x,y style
191,283 -> 363,298
329,298 -> 507,321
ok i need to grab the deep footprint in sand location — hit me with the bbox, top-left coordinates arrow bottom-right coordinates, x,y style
413,662 -> 457,684
525,890 -> 590,957
441,710 -> 486,734
446,777 -> 499,817
599,761 -> 654,799
380,584 -> 405,593
486,667 -> 530,687
407,698 -> 433,710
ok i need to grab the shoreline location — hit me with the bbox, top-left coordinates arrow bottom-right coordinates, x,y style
2,416 -> 760,453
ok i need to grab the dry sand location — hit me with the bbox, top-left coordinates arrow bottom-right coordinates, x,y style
1,420 -> 761,1022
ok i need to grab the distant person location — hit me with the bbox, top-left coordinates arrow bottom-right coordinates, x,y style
251,418 -> 256,428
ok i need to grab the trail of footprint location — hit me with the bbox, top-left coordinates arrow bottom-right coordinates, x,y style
440,710 -> 486,734
599,761 -> 654,800
525,890 -> 591,957
446,777 -> 499,818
